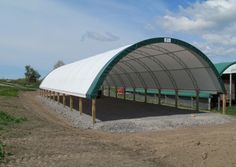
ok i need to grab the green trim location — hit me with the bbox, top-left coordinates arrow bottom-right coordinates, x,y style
86,37 -> 226,98
215,62 -> 236,75
125,88 -> 211,98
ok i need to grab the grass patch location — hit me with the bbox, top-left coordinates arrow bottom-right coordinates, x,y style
0,142 -> 13,163
226,106 -> 236,116
0,78 -> 41,97
0,142 -> 5,162
0,111 -> 27,128
0,86 -> 19,97
0,111 -> 25,163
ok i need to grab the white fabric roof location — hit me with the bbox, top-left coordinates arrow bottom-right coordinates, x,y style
40,37 -> 225,98
223,64 -> 236,74
40,45 -> 129,98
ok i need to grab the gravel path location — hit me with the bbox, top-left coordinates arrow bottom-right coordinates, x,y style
38,96 -> 234,133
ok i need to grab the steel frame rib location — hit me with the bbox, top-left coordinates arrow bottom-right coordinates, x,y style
120,61 -> 147,88
103,79 -> 110,87
106,73 -> 117,87
128,52 -> 161,89
101,43 -> 215,95
120,49 -> 186,62
134,49 -> 178,90
113,63 -> 136,88
107,67 -> 211,75
109,67 -> 126,87
149,45 -> 199,90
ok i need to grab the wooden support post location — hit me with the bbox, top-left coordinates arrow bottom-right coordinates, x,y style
191,97 -> 194,109
70,95 -> 73,111
222,94 -> 226,114
50,91 -> 53,100
63,94 -> 66,107
175,90 -> 178,108
108,87 -> 110,97
229,73 -> 232,107
101,86 -> 104,96
144,88 -> 147,103
79,97 -> 83,115
123,88 -> 126,100
92,99 -> 96,124
53,91 -> 55,101
133,88 -> 136,101
196,90 -> 200,111
218,95 -> 221,111
158,89 -> 161,105
208,97 -> 211,111
115,87 -> 118,98
57,92 -> 60,104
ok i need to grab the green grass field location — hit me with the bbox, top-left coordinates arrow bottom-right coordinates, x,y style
0,79 -> 40,97
0,86 -> 19,97
226,106 -> 236,116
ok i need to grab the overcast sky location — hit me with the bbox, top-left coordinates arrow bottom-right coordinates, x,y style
0,0 -> 236,79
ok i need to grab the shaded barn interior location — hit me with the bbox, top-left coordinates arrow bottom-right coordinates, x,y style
49,94 -> 202,121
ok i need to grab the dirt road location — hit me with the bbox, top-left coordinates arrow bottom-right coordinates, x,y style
1,92 -> 236,167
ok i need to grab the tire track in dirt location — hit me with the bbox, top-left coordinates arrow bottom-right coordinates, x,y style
1,91 -> 163,167
19,92 -> 71,128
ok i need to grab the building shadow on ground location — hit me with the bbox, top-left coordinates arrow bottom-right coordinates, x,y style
55,95 -> 204,122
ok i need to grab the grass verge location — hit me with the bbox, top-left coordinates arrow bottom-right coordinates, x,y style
0,142 -> 13,163
0,111 -> 27,127
0,78 -> 41,96
0,111 -> 25,163
0,142 -> 5,162
0,86 -> 19,97
226,106 -> 236,116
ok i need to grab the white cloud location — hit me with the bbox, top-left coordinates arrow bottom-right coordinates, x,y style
161,16 -> 214,31
81,31 -> 119,42
154,0 -> 236,58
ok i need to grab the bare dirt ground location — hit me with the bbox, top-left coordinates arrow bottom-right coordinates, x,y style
1,91 -> 236,167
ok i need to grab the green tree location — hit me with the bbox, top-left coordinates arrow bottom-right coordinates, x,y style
24,65 -> 41,83
53,60 -> 65,69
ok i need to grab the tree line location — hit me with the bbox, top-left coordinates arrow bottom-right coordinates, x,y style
24,60 -> 65,83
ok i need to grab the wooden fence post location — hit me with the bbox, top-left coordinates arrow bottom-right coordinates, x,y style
175,90 -> 179,108
92,99 -> 96,124
57,92 -> 60,104
196,90 -> 200,111
63,94 -> 66,107
70,95 -> 73,111
158,89 -> 161,105
222,94 -> 226,114
144,88 -> 147,103
79,97 -> 83,115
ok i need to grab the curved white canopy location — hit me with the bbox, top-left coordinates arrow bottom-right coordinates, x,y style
223,64 -> 236,74
40,37 -> 225,98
